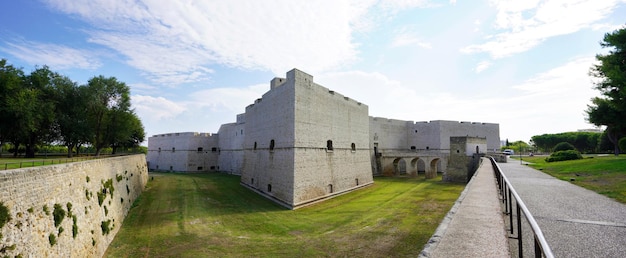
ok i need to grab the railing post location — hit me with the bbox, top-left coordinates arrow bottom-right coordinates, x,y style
517,200 -> 523,257
534,237 -> 542,258
509,188 -> 514,234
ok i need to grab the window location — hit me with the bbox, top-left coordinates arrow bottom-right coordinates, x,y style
410,146 -> 416,150
158,147 -> 161,153
267,184 -> 272,192
254,142 -> 257,150
211,147 -> 217,152
251,178 -> 254,184
210,166 -> 215,170
197,147 -> 203,152
197,166 -> 203,170
327,140 -> 333,151
328,184 -> 333,193
356,179 -> 359,186
172,147 -> 175,152
351,143 -> 356,151
426,146 -> 430,150
270,139 -> 275,151
169,166 -> 173,171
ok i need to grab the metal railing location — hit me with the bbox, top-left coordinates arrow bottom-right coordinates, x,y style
489,157 -> 554,258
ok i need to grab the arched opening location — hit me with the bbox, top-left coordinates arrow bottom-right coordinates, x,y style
355,178 -> 359,186
328,184 -> 333,193
416,158 -> 426,174
351,143 -> 356,151
327,140 -> 333,151
393,158 -> 407,175
409,158 -> 422,176
430,158 -> 441,175
269,139 -> 275,151
254,142 -> 257,150
267,184 -> 272,192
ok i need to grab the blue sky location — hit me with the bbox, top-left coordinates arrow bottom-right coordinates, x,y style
1,0 -> 625,144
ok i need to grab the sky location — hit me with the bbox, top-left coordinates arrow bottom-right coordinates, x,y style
1,0 -> 625,144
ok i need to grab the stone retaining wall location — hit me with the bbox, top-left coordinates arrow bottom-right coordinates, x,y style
0,154 -> 148,257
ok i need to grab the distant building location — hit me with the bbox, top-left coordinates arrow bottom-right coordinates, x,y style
147,69 -> 500,209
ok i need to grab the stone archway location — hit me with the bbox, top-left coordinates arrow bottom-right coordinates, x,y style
426,158 -> 440,179
410,157 -> 425,177
393,158 -> 407,175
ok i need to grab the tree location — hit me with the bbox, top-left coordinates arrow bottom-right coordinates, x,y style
6,66 -> 59,158
0,59 -> 25,156
52,76 -> 91,157
85,75 -> 135,156
587,26 -> 626,156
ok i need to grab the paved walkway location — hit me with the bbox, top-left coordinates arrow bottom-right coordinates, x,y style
499,158 -> 626,257
421,158 -> 509,257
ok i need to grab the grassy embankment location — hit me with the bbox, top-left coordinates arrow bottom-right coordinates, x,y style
105,173 -> 465,257
516,155 -> 626,203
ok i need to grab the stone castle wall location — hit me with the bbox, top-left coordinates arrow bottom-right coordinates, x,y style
241,71 -> 297,207
217,122 -> 245,175
292,71 -> 373,207
0,155 -> 148,257
147,132 -> 219,172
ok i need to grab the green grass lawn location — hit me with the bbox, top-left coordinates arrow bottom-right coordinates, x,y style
515,155 -> 626,203
105,173 -> 465,257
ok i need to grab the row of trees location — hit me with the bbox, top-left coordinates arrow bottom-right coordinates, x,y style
0,59 -> 145,158
530,132 -> 614,153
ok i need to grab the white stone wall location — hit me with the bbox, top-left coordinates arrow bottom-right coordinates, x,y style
241,72 -> 297,206
147,132 -> 219,172
217,121 -> 245,175
0,155 -> 148,257
430,121 -> 500,151
292,72 -> 373,207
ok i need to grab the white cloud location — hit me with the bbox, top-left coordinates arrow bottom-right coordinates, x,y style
462,0 -> 622,58
512,57 -> 596,96
132,95 -> 186,121
43,0 -> 378,85
187,84 -> 269,114
474,61 -> 492,73
0,40 -> 101,70
391,33 -> 432,48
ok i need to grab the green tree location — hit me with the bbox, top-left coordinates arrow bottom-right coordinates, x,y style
6,66 -> 59,157
0,59 -> 25,156
587,26 -> 626,156
85,75 -> 139,156
52,76 -> 91,157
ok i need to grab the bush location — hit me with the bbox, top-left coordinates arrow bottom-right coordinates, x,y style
553,142 -> 576,152
546,150 -> 583,162
619,137 -> 626,153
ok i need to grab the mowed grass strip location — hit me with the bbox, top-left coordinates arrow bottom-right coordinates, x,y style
105,173 -> 464,257
520,155 -> 626,203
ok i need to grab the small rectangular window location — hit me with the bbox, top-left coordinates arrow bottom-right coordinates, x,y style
210,166 -> 216,170
197,167 -> 203,170
211,147 -> 217,152
197,147 -> 203,152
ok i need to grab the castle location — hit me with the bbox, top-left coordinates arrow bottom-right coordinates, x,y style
147,69 -> 500,209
